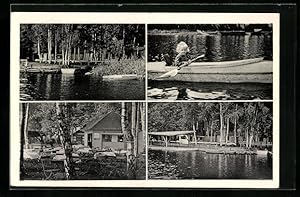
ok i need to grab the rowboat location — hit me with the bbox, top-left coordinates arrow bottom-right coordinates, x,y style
61,68 -> 76,74
256,149 -> 269,155
148,57 -> 273,83
220,30 -> 246,35
102,74 -> 138,81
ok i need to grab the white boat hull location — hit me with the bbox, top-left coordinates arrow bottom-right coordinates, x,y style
148,58 -> 272,83
61,68 -> 76,74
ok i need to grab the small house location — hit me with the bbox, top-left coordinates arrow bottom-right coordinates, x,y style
82,112 -> 126,150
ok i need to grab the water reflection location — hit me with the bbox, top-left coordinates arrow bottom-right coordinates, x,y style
148,81 -> 272,100
148,150 -> 272,179
148,33 -> 271,61
20,73 -> 145,100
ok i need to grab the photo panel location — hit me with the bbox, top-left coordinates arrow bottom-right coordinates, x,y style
19,24 -> 146,101
147,102 -> 274,180
18,102 -> 146,181
147,24 -> 273,100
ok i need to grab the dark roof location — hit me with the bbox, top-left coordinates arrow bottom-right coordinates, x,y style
83,111 -> 121,132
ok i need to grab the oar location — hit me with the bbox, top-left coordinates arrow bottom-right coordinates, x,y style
156,54 -> 205,79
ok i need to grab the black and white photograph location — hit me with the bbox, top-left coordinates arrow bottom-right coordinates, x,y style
10,12 -> 280,188
148,102 -> 273,179
19,24 -> 145,100
147,24 -> 273,100
19,102 -> 146,180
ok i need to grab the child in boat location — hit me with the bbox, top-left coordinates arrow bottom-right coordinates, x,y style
163,41 -> 191,67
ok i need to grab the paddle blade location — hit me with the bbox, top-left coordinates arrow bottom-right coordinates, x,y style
156,69 -> 178,79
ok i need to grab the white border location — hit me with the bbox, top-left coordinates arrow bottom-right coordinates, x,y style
10,12 -> 280,188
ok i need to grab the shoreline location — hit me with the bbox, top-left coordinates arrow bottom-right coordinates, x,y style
149,145 -> 271,155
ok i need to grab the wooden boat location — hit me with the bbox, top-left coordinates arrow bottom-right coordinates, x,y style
41,69 -> 60,74
256,149 -> 269,155
102,74 -> 138,81
148,57 -> 273,83
196,30 -> 210,36
220,30 -> 246,35
61,68 -> 76,74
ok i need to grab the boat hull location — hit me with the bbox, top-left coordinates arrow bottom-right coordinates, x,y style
61,68 -> 76,74
148,58 -> 273,83
102,74 -> 138,81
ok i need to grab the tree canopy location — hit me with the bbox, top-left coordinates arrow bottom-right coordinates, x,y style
20,24 -> 145,61
148,102 -> 272,147
148,24 -> 272,32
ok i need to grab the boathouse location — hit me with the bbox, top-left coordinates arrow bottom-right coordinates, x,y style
82,112 -> 126,150
148,130 -> 197,147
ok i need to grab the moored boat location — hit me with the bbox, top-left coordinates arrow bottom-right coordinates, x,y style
148,57 -> 273,83
102,74 -> 138,81
256,149 -> 269,155
61,68 -> 76,74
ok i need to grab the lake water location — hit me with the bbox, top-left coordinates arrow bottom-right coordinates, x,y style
148,33 -> 272,61
148,81 -> 272,100
147,33 -> 272,100
148,150 -> 272,179
20,73 -> 145,100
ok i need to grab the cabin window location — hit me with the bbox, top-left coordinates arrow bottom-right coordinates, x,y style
118,135 -> 123,142
111,135 -> 118,142
103,135 -> 112,142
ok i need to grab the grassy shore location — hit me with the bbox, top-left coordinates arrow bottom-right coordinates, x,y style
93,58 -> 145,78
21,154 -> 146,180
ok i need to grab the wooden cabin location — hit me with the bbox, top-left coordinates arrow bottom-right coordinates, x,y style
82,112 -> 125,150
83,111 -> 145,153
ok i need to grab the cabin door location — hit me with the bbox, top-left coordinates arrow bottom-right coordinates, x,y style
87,133 -> 93,148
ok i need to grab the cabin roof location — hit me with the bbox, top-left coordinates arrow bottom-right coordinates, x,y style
148,131 -> 195,136
83,111 -> 121,132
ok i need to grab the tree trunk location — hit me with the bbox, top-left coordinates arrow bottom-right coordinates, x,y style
122,25 -> 126,58
54,35 -> 57,64
47,28 -> 52,64
210,121 -> 213,142
55,103 -> 74,180
62,45 -> 65,65
83,49 -> 86,61
73,47 -> 76,62
67,34 -> 72,65
245,127 -> 249,148
131,103 -> 137,157
20,103 -> 29,177
77,47 -> 80,60
123,103 -> 136,179
37,38 -> 41,63
219,103 -> 223,145
226,117 -> 229,144
206,121 -> 210,137
140,103 -> 145,152
234,104 -> 237,145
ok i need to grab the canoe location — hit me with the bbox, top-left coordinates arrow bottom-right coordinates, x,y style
61,68 -> 76,74
102,74 -> 138,81
148,58 -> 273,83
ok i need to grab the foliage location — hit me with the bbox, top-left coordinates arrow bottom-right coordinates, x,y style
93,59 -> 145,77
148,24 -> 272,32
27,103 -> 121,142
148,102 -> 272,147
20,24 -> 145,61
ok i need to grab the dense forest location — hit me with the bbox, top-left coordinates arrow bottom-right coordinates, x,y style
20,24 -> 145,62
148,102 -> 272,148
20,102 -> 146,180
148,24 -> 272,32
